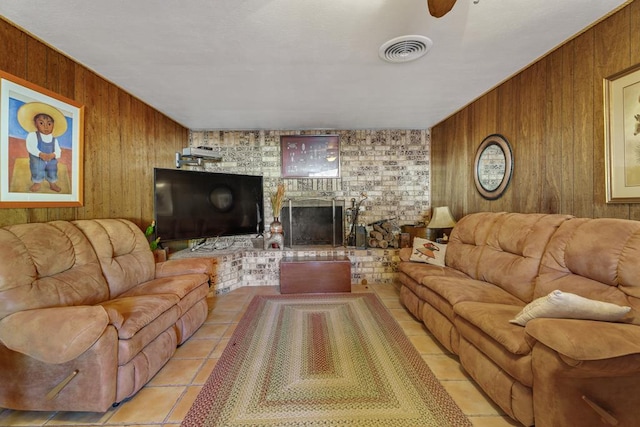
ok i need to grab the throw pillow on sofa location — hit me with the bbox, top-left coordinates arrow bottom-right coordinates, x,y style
510,290 -> 631,326
409,237 -> 446,267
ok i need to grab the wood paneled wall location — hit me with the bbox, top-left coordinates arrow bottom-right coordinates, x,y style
0,18 -> 188,228
430,1 -> 640,221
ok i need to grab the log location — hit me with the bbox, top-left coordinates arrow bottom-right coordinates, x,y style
371,230 -> 384,241
368,219 -> 398,249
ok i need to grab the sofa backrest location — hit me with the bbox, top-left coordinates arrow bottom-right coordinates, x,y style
448,212 -> 572,303
536,217 -> 640,311
72,219 -> 155,298
446,212 -> 502,276
0,221 -> 110,320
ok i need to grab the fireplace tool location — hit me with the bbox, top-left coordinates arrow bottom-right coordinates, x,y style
345,193 -> 367,248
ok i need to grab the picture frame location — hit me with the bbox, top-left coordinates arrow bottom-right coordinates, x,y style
280,135 -> 340,178
0,71 -> 84,207
604,63 -> 640,203
473,134 -> 513,200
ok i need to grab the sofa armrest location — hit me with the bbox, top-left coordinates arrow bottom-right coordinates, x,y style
0,306 -> 109,364
154,257 -> 215,280
526,318 -> 640,361
399,248 -> 412,261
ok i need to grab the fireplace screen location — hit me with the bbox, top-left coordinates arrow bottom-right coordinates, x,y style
281,198 -> 344,247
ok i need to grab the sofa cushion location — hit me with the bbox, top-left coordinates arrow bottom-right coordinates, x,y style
478,213 -> 572,302
120,273 -> 209,300
454,302 -> 534,386
116,304 -> 181,366
398,260 -> 469,283
155,257 -> 215,281
536,217 -> 640,300
454,302 -> 535,387
116,327 -> 178,402
100,294 -> 179,339
445,212 -> 503,277
0,222 -> 109,319
455,302 -> 532,355
410,237 -> 447,266
402,276 -> 457,320
421,276 -> 525,311
73,219 -> 156,297
510,290 -> 631,326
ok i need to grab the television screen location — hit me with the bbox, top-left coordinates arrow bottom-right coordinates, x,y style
154,168 -> 264,241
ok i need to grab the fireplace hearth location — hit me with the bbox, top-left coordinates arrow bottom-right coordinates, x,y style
281,198 -> 344,247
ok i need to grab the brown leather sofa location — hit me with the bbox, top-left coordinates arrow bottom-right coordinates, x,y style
398,212 -> 640,427
0,219 -> 215,412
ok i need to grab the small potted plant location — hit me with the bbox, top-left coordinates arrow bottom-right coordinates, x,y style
145,220 -> 164,261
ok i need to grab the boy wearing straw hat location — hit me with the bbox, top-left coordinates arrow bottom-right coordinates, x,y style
17,102 -> 67,192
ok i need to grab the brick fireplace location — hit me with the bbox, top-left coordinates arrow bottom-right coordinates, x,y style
178,129 -> 429,291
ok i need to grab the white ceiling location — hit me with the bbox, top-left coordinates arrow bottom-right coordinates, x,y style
0,0 -> 630,130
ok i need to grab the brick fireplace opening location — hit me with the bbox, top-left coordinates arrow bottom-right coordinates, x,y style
281,198 -> 344,247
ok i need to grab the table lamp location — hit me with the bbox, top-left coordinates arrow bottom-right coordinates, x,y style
427,206 -> 457,242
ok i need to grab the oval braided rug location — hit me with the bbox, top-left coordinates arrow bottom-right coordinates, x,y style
182,293 -> 472,426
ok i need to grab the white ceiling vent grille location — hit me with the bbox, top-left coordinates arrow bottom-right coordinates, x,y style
379,35 -> 433,63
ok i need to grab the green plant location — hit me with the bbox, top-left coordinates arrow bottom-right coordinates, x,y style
145,220 -> 161,250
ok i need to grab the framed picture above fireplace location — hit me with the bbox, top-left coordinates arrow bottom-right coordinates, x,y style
280,135 -> 340,178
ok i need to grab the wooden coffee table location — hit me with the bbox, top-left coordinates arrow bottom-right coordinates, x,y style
279,255 -> 351,294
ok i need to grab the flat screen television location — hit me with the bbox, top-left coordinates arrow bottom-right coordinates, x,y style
154,168 -> 264,242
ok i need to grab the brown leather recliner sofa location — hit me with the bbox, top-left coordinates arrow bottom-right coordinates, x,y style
0,218 -> 215,412
398,212 -> 640,427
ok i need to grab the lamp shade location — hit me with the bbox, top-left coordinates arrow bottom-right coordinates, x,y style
427,206 -> 456,229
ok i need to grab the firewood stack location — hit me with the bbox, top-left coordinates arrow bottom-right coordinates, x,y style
368,220 -> 397,249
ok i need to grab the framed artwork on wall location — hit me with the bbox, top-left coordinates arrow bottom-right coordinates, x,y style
281,135 -> 340,178
0,71 -> 84,207
605,63 -> 640,203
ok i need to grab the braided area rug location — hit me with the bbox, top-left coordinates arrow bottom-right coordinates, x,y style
182,293 -> 471,426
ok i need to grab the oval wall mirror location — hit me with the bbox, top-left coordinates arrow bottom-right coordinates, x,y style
473,134 -> 513,200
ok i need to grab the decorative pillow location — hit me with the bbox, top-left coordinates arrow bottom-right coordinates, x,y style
510,290 -> 631,326
409,237 -> 447,266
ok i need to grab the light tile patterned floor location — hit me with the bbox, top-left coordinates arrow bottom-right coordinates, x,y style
0,284 -> 520,426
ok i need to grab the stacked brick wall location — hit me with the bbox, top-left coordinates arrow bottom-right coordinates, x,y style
189,129 -> 431,230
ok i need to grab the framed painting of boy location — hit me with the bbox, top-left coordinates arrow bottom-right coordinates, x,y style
0,70 -> 84,207
605,63 -> 640,203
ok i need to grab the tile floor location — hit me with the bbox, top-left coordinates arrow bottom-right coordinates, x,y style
0,283 -> 520,427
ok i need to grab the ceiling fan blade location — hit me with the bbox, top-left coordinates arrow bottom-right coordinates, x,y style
427,0 -> 457,18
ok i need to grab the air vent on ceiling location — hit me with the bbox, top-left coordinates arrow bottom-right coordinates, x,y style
379,35 -> 433,63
